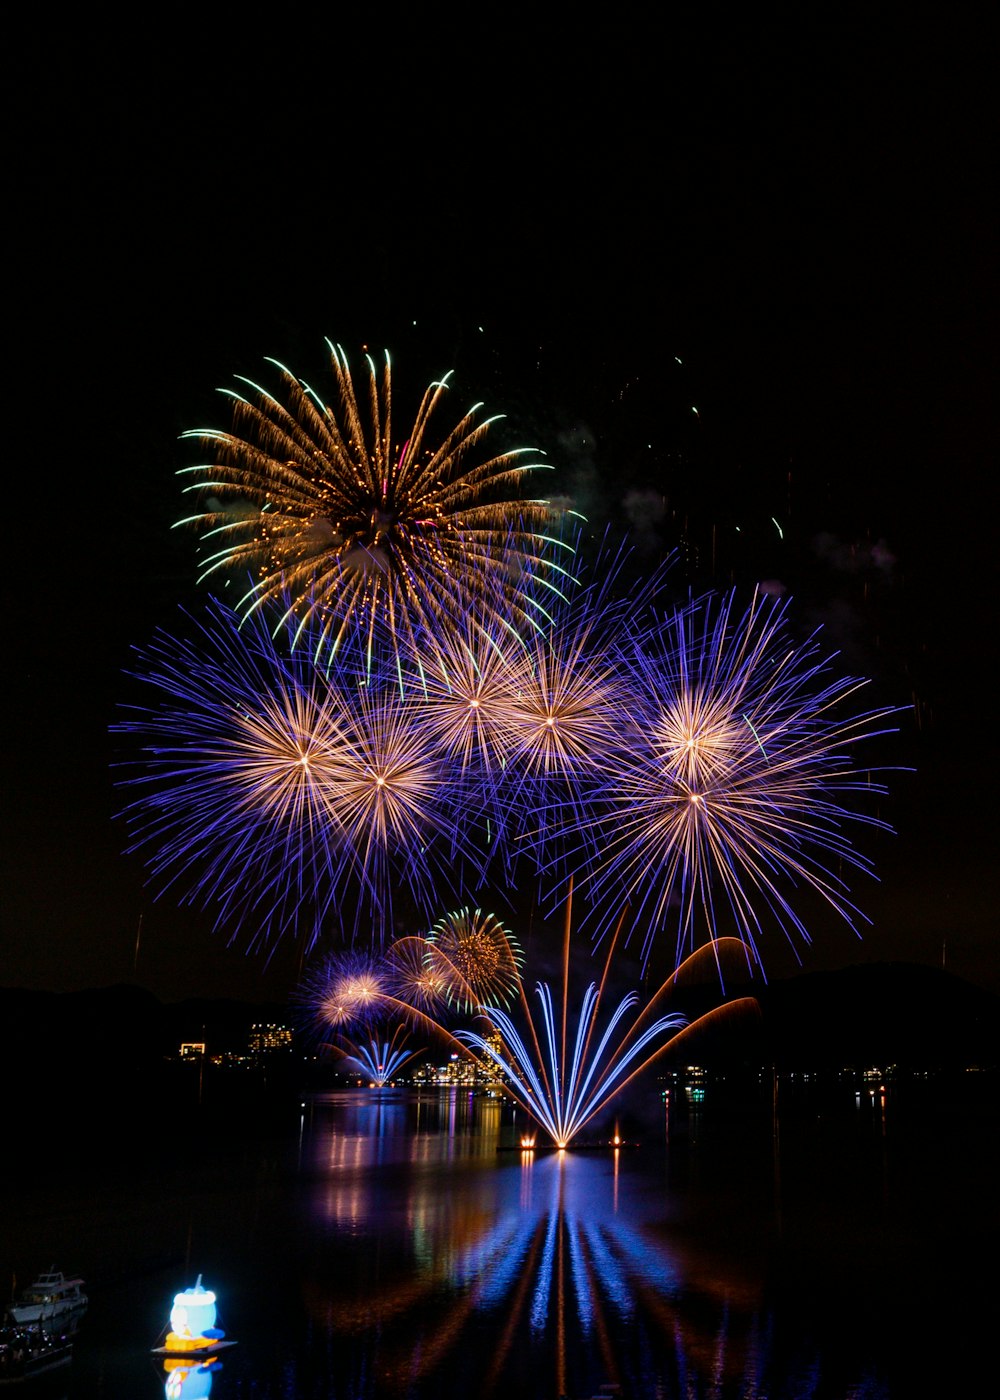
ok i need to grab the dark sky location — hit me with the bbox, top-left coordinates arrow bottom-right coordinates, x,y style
4,16 -> 998,1002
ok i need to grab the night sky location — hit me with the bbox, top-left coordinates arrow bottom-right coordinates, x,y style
4,16 -> 997,1003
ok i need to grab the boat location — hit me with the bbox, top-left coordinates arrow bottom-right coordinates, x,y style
0,1324 -> 72,1386
5,1272 -> 86,1329
151,1277 -> 237,1359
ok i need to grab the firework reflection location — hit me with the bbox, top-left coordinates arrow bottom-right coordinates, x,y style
299,1104 -> 779,1398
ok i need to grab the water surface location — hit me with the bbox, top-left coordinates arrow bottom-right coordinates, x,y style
3,1076 -> 996,1397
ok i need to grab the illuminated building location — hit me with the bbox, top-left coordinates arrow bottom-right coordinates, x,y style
249,1023 -> 292,1055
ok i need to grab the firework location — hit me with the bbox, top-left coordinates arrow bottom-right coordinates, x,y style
564,587 -> 898,967
387,537 -> 658,882
382,935 -> 455,1016
334,1025 -> 421,1086
302,947 -> 485,1064
407,600 -> 525,766
424,907 -> 524,1012
462,985 -> 685,1148
303,950 -> 390,1029
501,588 -> 625,851
113,599 -> 484,950
492,536 -> 670,881
176,343 -> 574,663
401,598 -> 529,859
457,894 -> 757,1147
293,900 -> 753,1148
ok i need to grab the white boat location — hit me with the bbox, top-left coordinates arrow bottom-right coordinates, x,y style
6,1272 -> 87,1328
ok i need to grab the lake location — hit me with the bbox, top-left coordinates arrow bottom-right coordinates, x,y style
2,1071 -> 997,1397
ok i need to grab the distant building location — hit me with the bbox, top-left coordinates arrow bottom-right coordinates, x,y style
249,1023 -> 293,1055
411,1036 -> 508,1090
179,1041 -> 206,1059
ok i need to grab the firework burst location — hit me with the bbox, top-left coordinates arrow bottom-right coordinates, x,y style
424,907 -> 524,1012
176,342 -> 574,663
564,587 -> 899,967
502,608 -> 623,841
302,947 -> 482,1061
401,600 -> 528,857
495,538 -> 667,880
382,935 -> 455,1016
303,951 -> 390,1029
113,599 -> 484,951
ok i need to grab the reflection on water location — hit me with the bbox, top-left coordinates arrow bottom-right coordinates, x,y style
4,1077 -> 996,1398
305,1091 -> 698,1396
285,1087 -> 882,1398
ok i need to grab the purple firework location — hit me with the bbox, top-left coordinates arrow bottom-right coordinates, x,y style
113,599 -> 486,952
554,586 -> 900,969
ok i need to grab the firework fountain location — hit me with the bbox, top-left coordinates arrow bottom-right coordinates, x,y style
330,1025 -> 421,1088
456,891 -> 760,1148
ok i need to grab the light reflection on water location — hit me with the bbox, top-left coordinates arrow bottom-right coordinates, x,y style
304,1092 -> 693,1396
268,1087 -> 868,1398
5,1078 -> 996,1398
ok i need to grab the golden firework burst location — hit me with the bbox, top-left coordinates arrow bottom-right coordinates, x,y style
177,342 -> 571,662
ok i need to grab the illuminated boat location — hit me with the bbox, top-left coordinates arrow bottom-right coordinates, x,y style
151,1277 -> 237,1359
5,1270 -> 86,1328
0,1324 -> 73,1386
